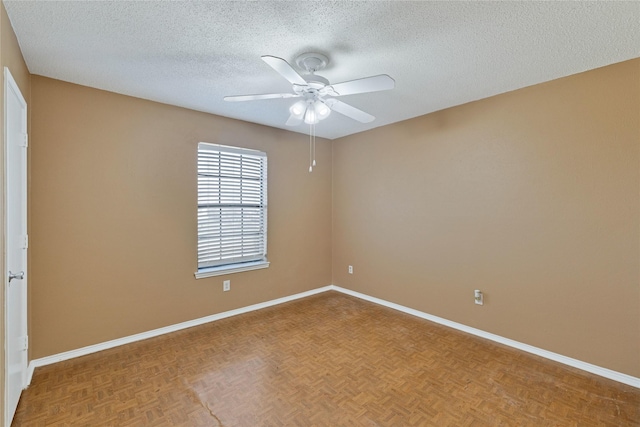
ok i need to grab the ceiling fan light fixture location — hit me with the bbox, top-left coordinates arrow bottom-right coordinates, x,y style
290,100 -> 307,117
303,106 -> 319,125
314,100 -> 331,119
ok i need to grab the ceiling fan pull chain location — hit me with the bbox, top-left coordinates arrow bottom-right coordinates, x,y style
309,123 -> 313,172
313,123 -> 317,167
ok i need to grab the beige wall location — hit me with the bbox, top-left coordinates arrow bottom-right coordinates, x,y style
0,2 -> 31,419
29,76 -> 332,359
332,59 -> 640,377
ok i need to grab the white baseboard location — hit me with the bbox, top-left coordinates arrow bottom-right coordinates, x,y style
26,285 -> 332,386
330,285 -> 640,389
27,284 -> 639,390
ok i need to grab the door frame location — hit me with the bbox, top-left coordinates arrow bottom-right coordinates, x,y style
4,66 -> 28,426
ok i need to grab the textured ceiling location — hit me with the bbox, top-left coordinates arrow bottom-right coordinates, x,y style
4,1 -> 640,140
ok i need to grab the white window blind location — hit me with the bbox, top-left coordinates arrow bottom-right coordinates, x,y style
197,143 -> 267,270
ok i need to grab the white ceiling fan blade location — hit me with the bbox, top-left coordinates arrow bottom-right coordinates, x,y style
261,55 -> 307,86
325,99 -> 375,123
330,74 -> 395,96
285,114 -> 303,126
224,93 -> 300,102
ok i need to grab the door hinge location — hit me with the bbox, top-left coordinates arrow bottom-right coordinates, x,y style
20,335 -> 28,351
21,133 -> 28,148
22,234 -> 28,249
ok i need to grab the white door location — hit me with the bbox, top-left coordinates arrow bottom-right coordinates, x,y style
4,67 -> 28,426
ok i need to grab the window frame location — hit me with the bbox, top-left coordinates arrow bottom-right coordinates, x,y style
194,142 -> 269,279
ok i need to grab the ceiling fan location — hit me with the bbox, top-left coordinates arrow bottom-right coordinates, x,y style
224,52 -> 395,126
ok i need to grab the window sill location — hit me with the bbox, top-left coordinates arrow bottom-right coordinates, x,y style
194,261 -> 270,279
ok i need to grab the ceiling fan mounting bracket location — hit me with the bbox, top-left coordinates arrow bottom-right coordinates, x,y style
295,52 -> 329,73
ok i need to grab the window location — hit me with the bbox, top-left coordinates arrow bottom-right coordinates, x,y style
195,143 -> 268,278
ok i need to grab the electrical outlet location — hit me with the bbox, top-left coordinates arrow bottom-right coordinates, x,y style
223,280 -> 230,292
348,265 -> 353,274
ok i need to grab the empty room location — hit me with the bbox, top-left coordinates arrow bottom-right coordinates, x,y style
1,1 -> 639,426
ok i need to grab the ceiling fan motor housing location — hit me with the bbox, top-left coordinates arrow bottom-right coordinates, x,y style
303,74 -> 330,88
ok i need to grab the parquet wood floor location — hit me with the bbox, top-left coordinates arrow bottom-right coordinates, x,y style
13,291 -> 640,426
